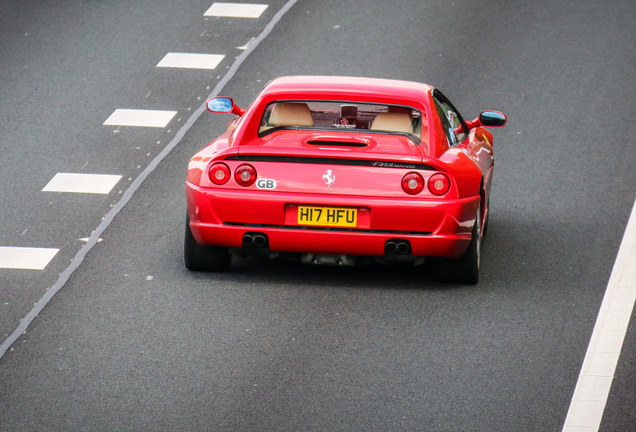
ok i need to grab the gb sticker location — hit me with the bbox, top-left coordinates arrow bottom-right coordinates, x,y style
256,178 -> 277,190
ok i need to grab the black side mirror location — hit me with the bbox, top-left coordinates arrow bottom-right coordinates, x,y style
479,111 -> 507,127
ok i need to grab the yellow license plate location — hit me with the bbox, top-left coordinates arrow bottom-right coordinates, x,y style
297,206 -> 357,227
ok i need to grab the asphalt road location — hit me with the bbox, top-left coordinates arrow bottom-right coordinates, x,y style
1,0 -> 634,431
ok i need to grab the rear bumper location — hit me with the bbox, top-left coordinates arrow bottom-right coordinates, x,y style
186,182 -> 479,259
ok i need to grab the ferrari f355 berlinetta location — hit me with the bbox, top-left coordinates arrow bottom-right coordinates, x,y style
185,76 -> 506,284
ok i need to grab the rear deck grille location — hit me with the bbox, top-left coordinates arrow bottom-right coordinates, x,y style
306,140 -> 368,147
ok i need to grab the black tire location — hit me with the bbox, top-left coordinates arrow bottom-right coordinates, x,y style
482,206 -> 490,239
451,202 -> 481,284
184,214 -> 231,272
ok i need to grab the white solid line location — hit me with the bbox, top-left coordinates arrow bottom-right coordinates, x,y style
103,109 -> 177,128
0,247 -> 59,270
42,173 -> 122,194
204,2 -> 268,18
563,198 -> 636,432
156,53 -> 225,70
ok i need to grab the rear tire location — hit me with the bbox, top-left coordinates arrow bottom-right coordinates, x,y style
451,203 -> 481,285
482,206 -> 489,239
184,214 -> 231,272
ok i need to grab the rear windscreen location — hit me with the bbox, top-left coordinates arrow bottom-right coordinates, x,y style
259,101 -> 424,143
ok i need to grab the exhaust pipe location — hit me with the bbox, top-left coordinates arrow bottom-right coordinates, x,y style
252,234 -> 268,248
385,239 -> 411,256
242,232 -> 269,248
396,241 -> 410,255
385,241 -> 398,255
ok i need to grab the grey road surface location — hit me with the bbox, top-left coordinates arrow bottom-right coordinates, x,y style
1,0 -> 634,431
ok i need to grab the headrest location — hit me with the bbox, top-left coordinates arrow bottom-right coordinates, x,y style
371,112 -> 413,134
270,103 -> 314,127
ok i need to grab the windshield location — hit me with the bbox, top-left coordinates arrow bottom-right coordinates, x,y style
259,100 -> 424,143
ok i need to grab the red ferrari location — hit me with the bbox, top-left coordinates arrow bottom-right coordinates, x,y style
185,76 -> 506,283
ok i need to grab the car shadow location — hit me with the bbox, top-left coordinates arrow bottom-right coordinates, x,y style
202,254 -> 467,291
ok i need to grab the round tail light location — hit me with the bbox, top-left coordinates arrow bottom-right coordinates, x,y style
234,164 -> 257,187
209,162 -> 231,185
428,173 -> 451,195
401,172 -> 424,195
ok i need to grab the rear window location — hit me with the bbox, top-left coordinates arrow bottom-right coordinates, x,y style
259,101 -> 424,143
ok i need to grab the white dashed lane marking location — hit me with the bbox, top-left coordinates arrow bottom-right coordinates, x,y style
156,53 -> 225,70
204,2 -> 268,18
563,198 -> 636,432
0,247 -> 59,270
42,173 -> 122,194
103,109 -> 177,128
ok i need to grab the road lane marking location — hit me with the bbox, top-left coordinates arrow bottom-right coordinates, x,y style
563,198 -> 636,432
103,109 -> 177,128
0,0 -> 299,361
237,37 -> 255,50
0,247 -> 59,270
204,2 -> 268,18
79,237 -> 102,243
42,173 -> 122,194
156,53 -> 225,70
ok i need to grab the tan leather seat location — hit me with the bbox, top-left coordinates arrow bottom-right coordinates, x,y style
371,112 -> 413,134
269,102 -> 314,127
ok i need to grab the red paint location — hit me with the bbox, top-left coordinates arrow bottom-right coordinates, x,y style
186,76 -> 505,265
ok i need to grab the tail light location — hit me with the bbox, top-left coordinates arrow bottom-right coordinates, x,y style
209,162 -> 230,185
401,172 -> 424,195
428,172 -> 451,195
234,164 -> 257,187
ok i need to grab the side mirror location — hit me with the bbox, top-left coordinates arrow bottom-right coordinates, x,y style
465,111 -> 507,130
207,97 -> 234,113
206,97 -> 245,116
479,111 -> 507,127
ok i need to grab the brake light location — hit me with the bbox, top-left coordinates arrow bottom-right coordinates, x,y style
209,162 -> 230,185
234,164 -> 257,187
401,172 -> 424,195
428,173 -> 451,195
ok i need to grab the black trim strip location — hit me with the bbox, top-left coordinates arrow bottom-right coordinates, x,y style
224,222 -> 432,236
225,155 -> 434,170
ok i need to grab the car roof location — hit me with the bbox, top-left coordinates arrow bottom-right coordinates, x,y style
259,76 -> 433,105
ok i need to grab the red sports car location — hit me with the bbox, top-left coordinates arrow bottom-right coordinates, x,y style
185,76 -> 506,283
